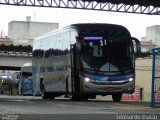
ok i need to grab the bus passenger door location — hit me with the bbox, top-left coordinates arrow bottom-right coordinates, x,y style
70,44 -> 80,94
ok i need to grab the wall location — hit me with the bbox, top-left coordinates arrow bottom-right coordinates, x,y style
135,57 -> 152,101
8,21 -> 59,46
146,25 -> 160,47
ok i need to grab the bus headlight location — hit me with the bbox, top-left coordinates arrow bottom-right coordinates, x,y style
84,77 -> 90,82
129,77 -> 134,82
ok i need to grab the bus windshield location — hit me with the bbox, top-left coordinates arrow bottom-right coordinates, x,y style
80,36 -> 134,74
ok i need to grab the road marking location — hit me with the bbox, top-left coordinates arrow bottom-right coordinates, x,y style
9,99 -> 25,102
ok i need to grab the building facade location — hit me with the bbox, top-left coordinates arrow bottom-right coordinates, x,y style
135,57 -> 152,101
8,17 -> 59,46
0,37 -> 13,45
146,25 -> 160,47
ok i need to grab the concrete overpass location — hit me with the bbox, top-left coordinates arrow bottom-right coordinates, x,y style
0,45 -> 32,71
0,55 -> 32,71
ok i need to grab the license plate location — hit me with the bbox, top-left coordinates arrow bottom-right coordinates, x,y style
106,87 -> 115,92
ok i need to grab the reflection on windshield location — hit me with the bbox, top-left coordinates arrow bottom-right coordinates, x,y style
80,37 -> 134,73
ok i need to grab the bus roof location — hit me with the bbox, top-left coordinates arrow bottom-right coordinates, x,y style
34,25 -> 70,42
70,23 -> 131,36
20,63 -> 32,73
34,23 -> 131,42
22,62 -> 32,67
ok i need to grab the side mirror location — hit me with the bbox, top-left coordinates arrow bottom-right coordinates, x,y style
132,37 -> 141,57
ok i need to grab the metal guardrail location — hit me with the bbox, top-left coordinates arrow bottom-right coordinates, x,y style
0,44 -> 32,57
0,51 -> 32,57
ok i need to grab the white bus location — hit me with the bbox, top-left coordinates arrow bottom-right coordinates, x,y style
32,23 -> 141,101
19,63 -> 33,95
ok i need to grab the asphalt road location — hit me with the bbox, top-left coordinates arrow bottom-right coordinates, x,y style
0,95 -> 159,120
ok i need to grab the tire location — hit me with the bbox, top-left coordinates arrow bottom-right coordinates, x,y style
71,94 -> 79,101
81,96 -> 88,101
40,78 -> 48,99
48,94 -> 55,99
41,86 -> 48,99
42,91 -> 48,99
112,93 -> 122,102
88,95 -> 96,99
71,94 -> 88,101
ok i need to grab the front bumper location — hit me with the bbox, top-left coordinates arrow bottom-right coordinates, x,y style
80,79 -> 135,95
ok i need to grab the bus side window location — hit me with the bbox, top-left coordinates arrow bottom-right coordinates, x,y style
47,66 -> 54,72
40,67 -> 45,73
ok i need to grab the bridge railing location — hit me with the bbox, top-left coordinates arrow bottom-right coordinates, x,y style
0,0 -> 160,15
0,50 -> 32,57
0,44 -> 32,57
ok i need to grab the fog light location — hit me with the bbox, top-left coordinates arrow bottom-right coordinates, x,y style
129,78 -> 133,82
84,77 -> 90,82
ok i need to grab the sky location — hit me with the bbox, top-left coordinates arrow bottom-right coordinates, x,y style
0,5 -> 160,40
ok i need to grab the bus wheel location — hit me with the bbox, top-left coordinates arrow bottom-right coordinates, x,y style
112,93 -> 122,102
42,92 -> 48,99
48,94 -> 55,99
71,94 -> 88,101
71,94 -> 80,101
80,96 -> 88,101
41,87 -> 48,99
88,95 -> 96,99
